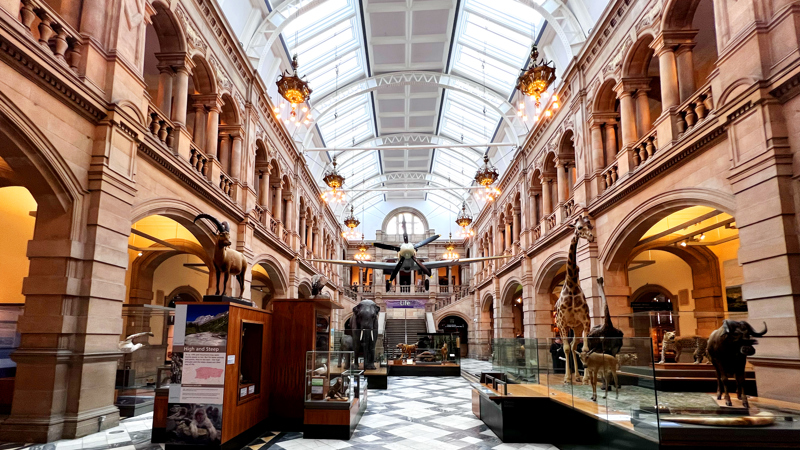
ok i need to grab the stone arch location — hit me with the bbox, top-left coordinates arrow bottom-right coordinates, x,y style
593,78 -> 620,113
381,206 -> 430,233
150,2 -> 186,53
190,55 -> 217,95
251,254 -> 289,297
130,198 -> 218,252
630,284 -> 676,304
481,291 -> 495,312
599,188 -> 737,272
219,93 -> 240,125
298,280 -> 313,299
500,277 -> 523,306
436,311 -> 472,327
127,238 -> 214,304
166,285 -> 203,303
622,34 -> 656,78
662,0 -> 705,31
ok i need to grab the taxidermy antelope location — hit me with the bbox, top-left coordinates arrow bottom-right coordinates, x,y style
194,214 -> 248,297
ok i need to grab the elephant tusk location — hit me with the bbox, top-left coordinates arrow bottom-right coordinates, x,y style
360,330 -> 364,341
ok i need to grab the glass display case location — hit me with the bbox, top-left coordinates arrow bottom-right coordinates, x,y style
476,336 -> 800,448
391,332 -> 461,366
305,351 -> 364,404
116,304 -> 174,417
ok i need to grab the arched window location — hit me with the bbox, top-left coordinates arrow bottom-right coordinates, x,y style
386,213 -> 425,235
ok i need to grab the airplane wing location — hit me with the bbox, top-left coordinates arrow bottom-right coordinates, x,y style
308,259 -> 397,271
424,255 -> 511,270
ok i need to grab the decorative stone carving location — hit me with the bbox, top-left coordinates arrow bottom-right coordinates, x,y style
234,91 -> 246,116
637,1 -> 663,33
603,37 -> 632,76
175,8 -> 207,52
210,56 -> 233,91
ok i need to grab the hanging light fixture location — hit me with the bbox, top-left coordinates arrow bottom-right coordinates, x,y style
276,54 -> 313,125
475,154 -> 501,202
516,44 -> 556,108
321,159 -> 346,204
455,202 -> 475,238
354,235 -> 371,261
342,205 -> 361,239
442,233 -> 459,260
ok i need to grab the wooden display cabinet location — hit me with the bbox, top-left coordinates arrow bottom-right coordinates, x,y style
269,298 -> 343,430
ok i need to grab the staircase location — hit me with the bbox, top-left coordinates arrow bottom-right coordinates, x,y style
385,318 -> 427,359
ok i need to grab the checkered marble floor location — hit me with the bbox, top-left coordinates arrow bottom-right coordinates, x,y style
261,376 -> 558,450
460,358 -> 493,378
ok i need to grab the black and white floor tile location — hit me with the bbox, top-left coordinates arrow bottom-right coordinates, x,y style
460,359 -> 493,378
260,376 -> 558,450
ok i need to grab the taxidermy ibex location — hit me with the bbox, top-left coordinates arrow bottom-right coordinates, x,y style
194,214 -> 248,297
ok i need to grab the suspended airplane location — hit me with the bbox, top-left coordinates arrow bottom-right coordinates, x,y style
312,218 -> 510,292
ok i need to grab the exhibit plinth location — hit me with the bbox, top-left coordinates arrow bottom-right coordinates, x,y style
202,294 -> 253,307
269,298 -> 343,431
364,367 -> 387,389
621,364 -> 757,394
304,395 -> 367,440
388,359 -> 461,376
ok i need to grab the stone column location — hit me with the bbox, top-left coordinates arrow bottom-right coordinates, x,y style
172,66 -> 191,125
218,132 -> 231,173
259,170 -> 270,209
504,220 -> 511,252
299,214 -> 307,248
230,135 -> 243,180
274,181 -> 283,230
541,178 -> 552,216
618,90 -> 638,147
155,65 -> 173,115
636,90 -> 652,136
655,43 -> 681,109
604,122 -> 617,164
555,160 -> 567,205
675,44 -> 696,103
192,103 -> 206,149
205,101 -> 221,158
512,207 -> 521,243
591,123 -> 604,172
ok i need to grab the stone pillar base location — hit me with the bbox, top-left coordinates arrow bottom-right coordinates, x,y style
0,405 -> 119,443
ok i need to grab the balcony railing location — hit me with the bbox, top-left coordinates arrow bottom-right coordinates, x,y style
254,204 -> 265,225
269,217 -> 278,234
147,106 -> 175,149
631,130 -> 658,169
18,0 -> 83,72
677,83 -> 714,137
563,198 -> 576,219
282,229 -> 290,245
219,172 -> 234,198
189,146 -> 210,178
532,224 -> 542,241
545,212 -> 557,230
601,163 -> 618,191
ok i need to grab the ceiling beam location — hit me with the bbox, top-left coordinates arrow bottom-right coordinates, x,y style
306,141 -> 515,152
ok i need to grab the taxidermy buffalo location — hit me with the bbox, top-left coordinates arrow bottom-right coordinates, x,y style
194,214 -> 248,296
707,320 -> 767,408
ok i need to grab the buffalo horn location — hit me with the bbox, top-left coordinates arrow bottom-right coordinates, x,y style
746,321 -> 768,337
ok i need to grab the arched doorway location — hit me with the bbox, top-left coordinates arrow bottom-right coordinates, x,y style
480,294 -> 494,359
438,315 -> 469,357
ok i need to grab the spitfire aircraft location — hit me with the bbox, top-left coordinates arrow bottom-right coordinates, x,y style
312,218 -> 509,292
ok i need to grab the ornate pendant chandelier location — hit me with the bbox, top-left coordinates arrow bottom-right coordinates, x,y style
342,205 -> 360,239
442,233 -> 459,260
321,159 -> 345,204
516,44 -> 556,107
275,54 -> 313,125
354,236 -> 371,261
455,202 -> 475,238
475,155 -> 501,202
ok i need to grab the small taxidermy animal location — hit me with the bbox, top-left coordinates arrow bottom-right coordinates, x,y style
396,343 -> 417,359
313,364 -> 327,375
660,332 -> 708,364
118,332 -> 154,353
327,377 -> 345,399
579,351 -> 620,402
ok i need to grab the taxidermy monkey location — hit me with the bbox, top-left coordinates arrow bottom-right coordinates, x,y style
118,332 -> 154,353
327,377 -> 345,399
189,406 -> 218,441
194,214 -> 248,296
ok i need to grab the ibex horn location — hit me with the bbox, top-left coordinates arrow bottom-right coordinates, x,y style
194,214 -> 225,233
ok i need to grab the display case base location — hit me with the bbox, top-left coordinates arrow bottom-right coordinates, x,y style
388,360 -> 460,376
202,295 -> 253,306
364,367 -> 387,389
621,364 -> 757,394
304,391 -> 368,440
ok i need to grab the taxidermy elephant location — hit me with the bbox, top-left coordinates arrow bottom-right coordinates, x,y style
352,300 -> 380,370
338,332 -> 354,369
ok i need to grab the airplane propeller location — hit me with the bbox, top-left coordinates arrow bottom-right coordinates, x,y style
380,217 -> 440,283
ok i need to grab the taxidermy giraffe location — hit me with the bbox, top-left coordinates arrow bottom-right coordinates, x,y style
555,216 -> 594,383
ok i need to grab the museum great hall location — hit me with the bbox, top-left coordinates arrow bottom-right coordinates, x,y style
0,0 -> 799,448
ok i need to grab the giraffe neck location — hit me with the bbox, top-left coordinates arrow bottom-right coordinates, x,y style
565,233 -> 580,290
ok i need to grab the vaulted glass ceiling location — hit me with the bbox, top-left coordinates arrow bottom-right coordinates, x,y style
222,0 -> 606,222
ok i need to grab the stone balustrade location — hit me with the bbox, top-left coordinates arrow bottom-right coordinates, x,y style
254,204 -> 265,225
269,217 -> 278,234
601,163 -> 618,191
631,131 -> 658,169
219,172 -> 234,198
677,83 -> 714,137
189,146 -> 210,178
147,106 -> 175,149
545,212 -> 557,230
282,229 -> 290,245
563,198 -> 576,219
18,0 -> 82,71
532,224 -> 542,241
